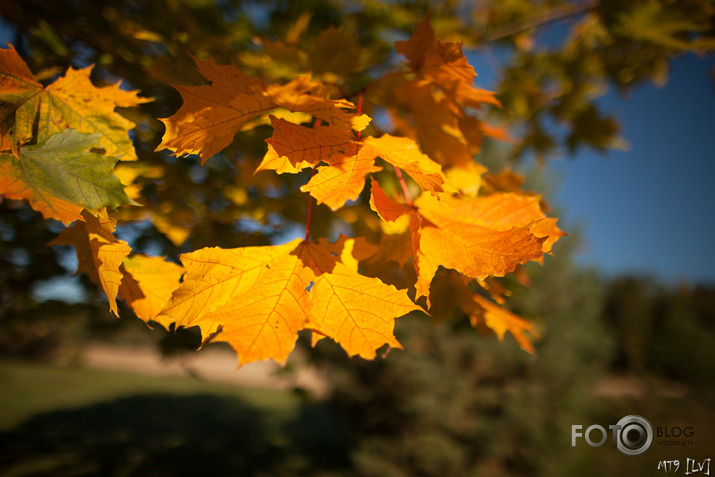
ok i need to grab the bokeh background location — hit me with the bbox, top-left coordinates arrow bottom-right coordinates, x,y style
1,1 -> 714,476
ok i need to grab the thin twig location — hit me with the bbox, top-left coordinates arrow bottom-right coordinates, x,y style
480,0 -> 597,43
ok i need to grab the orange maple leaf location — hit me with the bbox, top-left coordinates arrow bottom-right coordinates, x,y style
395,15 -> 500,109
471,295 -> 539,355
157,60 -> 368,163
391,80 -> 484,167
255,115 -> 359,174
158,237 -> 420,366
156,56 -> 274,162
265,74 -> 370,130
445,272 -> 539,354
258,117 -> 449,210
0,43 -> 42,153
369,178 -> 414,222
369,181 -> 557,306
49,210 -> 131,316
413,215 -> 545,305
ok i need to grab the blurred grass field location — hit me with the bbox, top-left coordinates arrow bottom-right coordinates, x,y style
0,359 -> 299,431
0,359 -> 350,477
1,355 -> 714,477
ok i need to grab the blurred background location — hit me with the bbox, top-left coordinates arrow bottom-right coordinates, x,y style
1,1 -> 714,476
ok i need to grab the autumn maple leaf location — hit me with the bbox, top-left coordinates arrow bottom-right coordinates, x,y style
0,44 -> 150,158
0,43 -> 148,223
49,210 -> 132,316
0,130 -> 133,224
297,238 -> 422,359
395,14 -> 500,109
157,237 -> 420,366
119,255 -> 185,324
471,294 -> 540,355
257,116 -> 449,210
156,57 -> 368,163
385,16 -> 508,169
447,271 -> 539,354
369,180 -> 560,306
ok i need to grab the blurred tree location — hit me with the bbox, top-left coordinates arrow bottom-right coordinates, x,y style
312,238 -> 612,477
603,276 -> 715,387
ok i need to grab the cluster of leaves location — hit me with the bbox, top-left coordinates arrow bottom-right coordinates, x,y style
0,15 -> 565,366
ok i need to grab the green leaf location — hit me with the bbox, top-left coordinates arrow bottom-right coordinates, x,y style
0,129 -> 133,222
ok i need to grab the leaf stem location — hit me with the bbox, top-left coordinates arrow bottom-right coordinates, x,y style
304,117 -> 323,242
394,166 -> 413,206
304,169 -> 315,242
356,94 -> 364,140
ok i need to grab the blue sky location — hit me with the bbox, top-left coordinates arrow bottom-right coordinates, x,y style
467,31 -> 715,286
548,54 -> 715,285
2,15 -> 714,289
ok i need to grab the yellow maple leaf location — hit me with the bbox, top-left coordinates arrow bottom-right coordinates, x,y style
49,210 -> 131,316
298,239 -> 422,359
157,237 -> 420,366
301,147 -> 383,210
157,239 -> 310,365
259,117 -> 450,210
444,162 -> 488,197
118,255 -> 184,325
0,44 -> 150,159
362,134 -> 450,194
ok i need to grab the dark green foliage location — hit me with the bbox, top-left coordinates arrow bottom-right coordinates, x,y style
604,276 -> 715,386
311,240 -> 613,477
0,392 -> 351,477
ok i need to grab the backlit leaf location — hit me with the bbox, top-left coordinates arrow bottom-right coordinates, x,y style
396,15 -> 500,108
362,135 -> 450,194
118,255 -> 184,325
298,239 -> 422,359
157,56 -> 274,162
0,129 -> 133,224
265,74 -> 370,131
49,210 -> 131,316
255,116 -> 357,174
0,44 -> 150,160
158,237 -> 419,365
471,295 -> 539,354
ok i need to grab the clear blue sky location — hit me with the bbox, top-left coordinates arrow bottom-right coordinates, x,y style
2,16 -> 714,289
549,54 -> 715,285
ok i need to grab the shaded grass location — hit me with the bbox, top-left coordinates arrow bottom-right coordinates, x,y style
0,360 -> 296,431
0,360 -> 350,477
